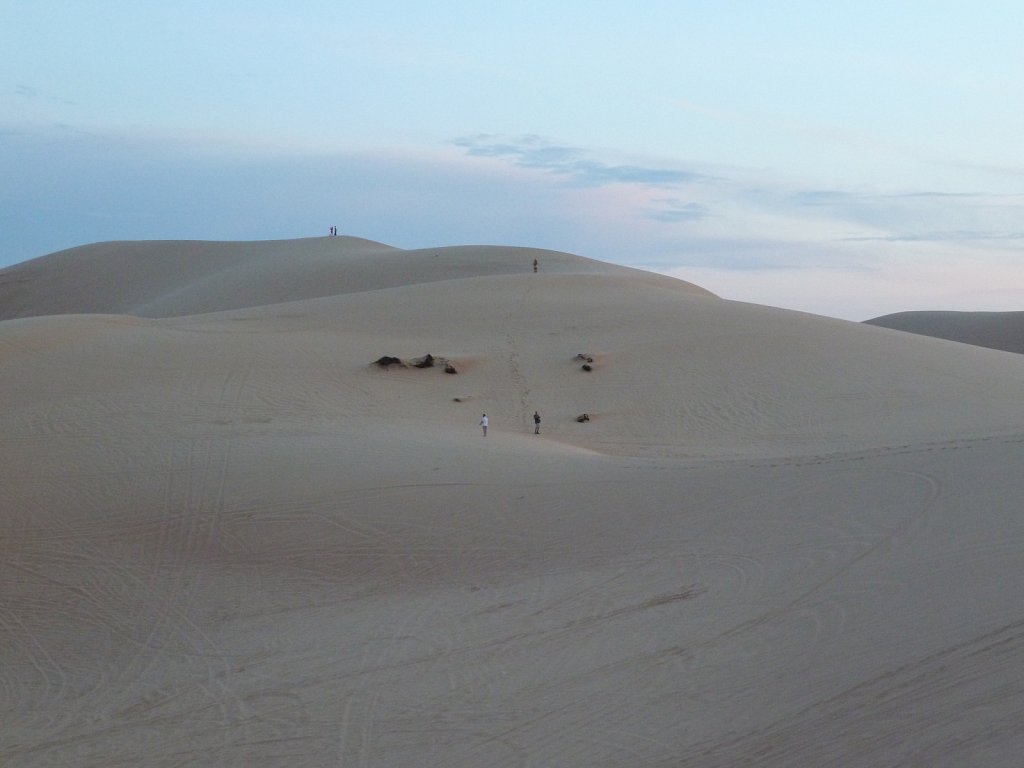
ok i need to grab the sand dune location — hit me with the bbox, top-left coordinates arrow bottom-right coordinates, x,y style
0,237 -> 712,320
865,310 -> 1024,355
3,238 -> 1024,766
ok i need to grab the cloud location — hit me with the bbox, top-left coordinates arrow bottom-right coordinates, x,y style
451,133 -> 720,244
843,230 -> 1024,243
1,127 -> 638,266
669,249 -> 1024,322
784,187 -> 1024,245
644,199 -> 710,223
14,83 -> 77,107
453,134 -> 709,187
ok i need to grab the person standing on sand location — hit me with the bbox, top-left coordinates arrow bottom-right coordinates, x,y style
533,258 -> 538,273
480,414 -> 488,436
533,411 -> 541,434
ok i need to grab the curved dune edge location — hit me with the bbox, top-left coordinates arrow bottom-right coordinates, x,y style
3,237 -> 1024,766
0,237 -> 715,320
865,309 -> 1024,354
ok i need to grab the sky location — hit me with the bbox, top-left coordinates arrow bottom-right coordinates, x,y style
2,1 -> 1023,320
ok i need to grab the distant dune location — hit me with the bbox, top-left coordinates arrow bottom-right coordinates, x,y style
3,237 -> 1024,767
865,310 -> 1024,354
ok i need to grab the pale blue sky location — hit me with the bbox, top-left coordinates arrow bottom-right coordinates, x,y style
3,1 -> 1022,319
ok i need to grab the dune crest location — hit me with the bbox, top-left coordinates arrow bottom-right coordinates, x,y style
0,237 -> 713,320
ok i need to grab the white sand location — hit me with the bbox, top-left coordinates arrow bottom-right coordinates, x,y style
3,238 -> 1024,766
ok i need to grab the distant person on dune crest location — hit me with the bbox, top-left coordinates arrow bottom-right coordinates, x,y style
480,414 -> 488,436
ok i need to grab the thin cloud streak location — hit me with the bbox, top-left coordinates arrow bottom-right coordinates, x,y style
454,134 -> 710,187
644,200 -> 710,223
